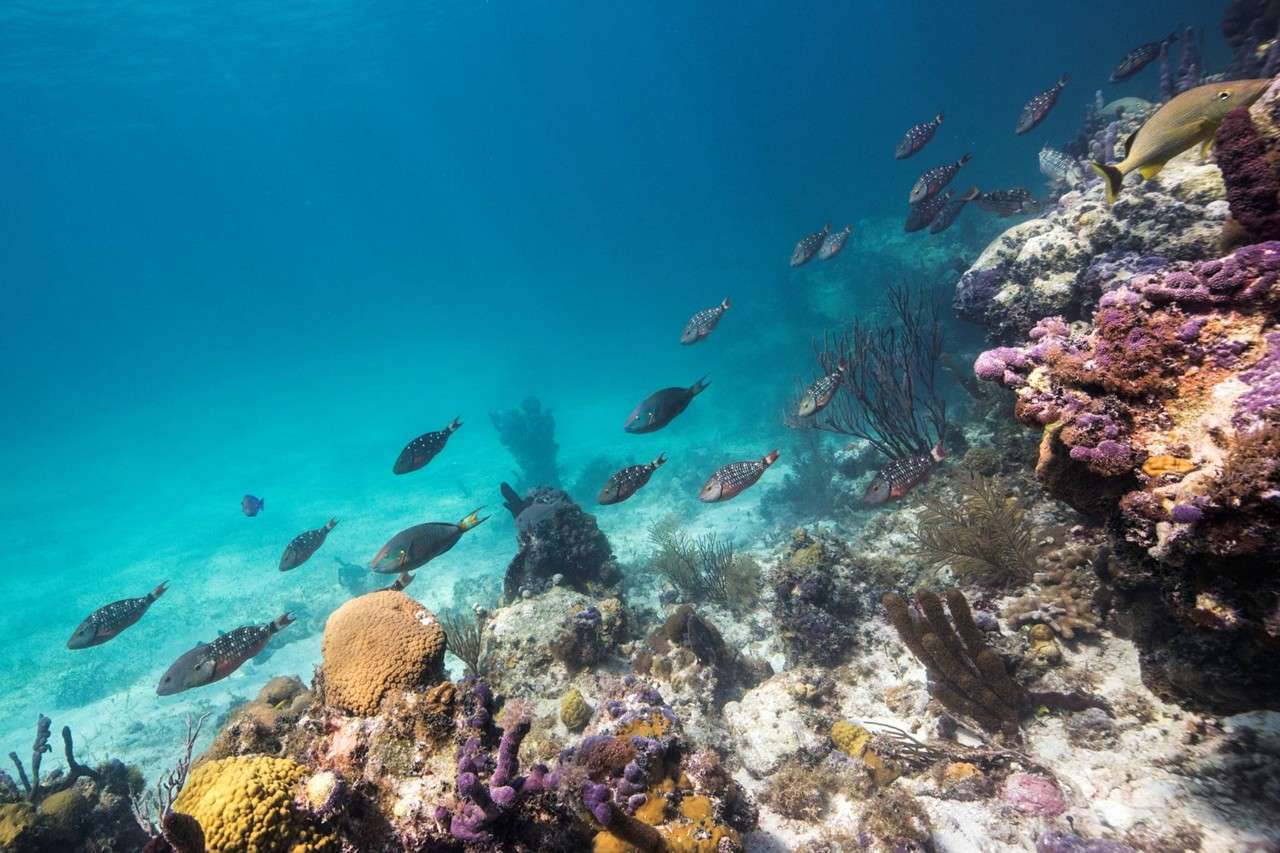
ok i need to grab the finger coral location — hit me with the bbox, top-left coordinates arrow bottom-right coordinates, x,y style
319,590 -> 446,716
171,755 -> 336,853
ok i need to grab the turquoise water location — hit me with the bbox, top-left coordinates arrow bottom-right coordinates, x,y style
0,1 -> 1224,774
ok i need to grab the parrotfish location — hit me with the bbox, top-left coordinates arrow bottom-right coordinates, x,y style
598,453 -> 666,505
698,450 -> 779,502
904,190 -> 953,233
156,613 -> 293,696
241,495 -> 264,517
817,225 -> 852,260
1091,78 -> 1272,204
929,187 -> 980,234
1109,33 -> 1178,82
797,360 -> 846,417
908,154 -> 971,203
790,224 -> 829,267
67,582 -> 168,649
1038,146 -> 1084,188
279,518 -> 338,572
369,509 -> 488,573
1015,74 -> 1068,134
681,299 -> 731,345
973,188 -> 1043,217
393,417 -> 462,474
625,377 -> 709,433
895,113 -> 943,159
863,443 -> 946,504
383,571 -> 415,592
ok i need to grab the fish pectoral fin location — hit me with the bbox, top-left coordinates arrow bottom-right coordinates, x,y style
1137,163 -> 1165,180
1199,138 -> 1214,160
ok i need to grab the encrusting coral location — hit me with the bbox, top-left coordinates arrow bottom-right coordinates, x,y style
560,687 -> 593,731
503,487 -> 622,600
767,528 -> 869,667
319,589 -> 447,716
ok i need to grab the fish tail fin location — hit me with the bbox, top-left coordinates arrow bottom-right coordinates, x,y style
936,111 -> 944,124
963,186 -> 980,201
1167,31 -> 1179,44
151,581 -> 170,600
258,497 -> 264,510
931,441 -> 947,463
396,571 -> 415,590
653,452 -> 667,468
958,152 -> 972,166
690,375 -> 710,396
721,296 -> 731,311
1090,161 -> 1123,204
459,508 -> 489,531
449,416 -> 463,432
325,517 -> 339,532
1058,73 -> 1069,86
762,449 -> 780,467
274,613 -> 295,631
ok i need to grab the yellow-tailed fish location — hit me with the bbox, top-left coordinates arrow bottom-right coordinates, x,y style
1090,79 -> 1272,204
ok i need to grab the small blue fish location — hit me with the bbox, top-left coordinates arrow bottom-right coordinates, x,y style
241,494 -> 265,517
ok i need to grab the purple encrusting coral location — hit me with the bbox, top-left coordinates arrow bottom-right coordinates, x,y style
1036,830 -> 1136,853
1235,331 -> 1280,432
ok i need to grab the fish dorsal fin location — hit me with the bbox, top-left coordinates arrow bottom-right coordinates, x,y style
1122,128 -> 1139,159
216,630 -> 226,637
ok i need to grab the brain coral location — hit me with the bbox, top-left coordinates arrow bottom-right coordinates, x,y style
321,590 -> 446,715
172,755 -> 335,853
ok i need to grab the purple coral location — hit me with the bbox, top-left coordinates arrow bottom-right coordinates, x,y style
1037,830 -> 1136,853
1215,109 -> 1280,243
1003,772 -> 1066,817
1235,331 -> 1280,433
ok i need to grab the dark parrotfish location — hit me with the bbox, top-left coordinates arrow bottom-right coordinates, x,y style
66,582 -> 168,649
790,224 -> 830,267
624,377 -> 709,433
797,360 -> 845,417
908,154 -> 971,203
680,298 -> 731,345
974,188 -> 1043,217
241,495 -> 264,517
369,509 -> 488,573
1016,74 -> 1068,134
1110,33 -> 1177,82
279,518 -> 337,572
393,417 -> 462,475
698,450 -> 779,502
929,187 -> 981,234
598,453 -> 666,505
863,443 -> 946,505
817,225 -> 852,260
895,112 -> 943,159
904,190 -> 953,233
156,613 -> 293,696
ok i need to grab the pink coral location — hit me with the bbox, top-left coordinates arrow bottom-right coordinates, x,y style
1003,772 -> 1066,817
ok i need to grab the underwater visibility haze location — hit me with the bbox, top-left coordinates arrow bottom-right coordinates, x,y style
3,1 -> 1280,851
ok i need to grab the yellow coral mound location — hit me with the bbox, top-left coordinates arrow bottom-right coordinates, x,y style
172,755 -> 335,853
321,590 -> 446,715
830,720 -> 869,757
560,687 -> 592,731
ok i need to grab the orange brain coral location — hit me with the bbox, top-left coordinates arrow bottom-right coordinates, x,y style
321,590 -> 446,715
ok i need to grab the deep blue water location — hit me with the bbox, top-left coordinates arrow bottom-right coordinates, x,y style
0,0 -> 1226,770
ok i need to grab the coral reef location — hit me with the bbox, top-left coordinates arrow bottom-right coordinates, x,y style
632,605 -> 768,708
491,396 -> 560,488
766,528 -> 870,667
560,688 -> 592,731
908,471 -> 1037,586
1215,106 -> 1280,248
200,676 -> 313,763
1005,551 -> 1101,640
502,487 -> 622,601
644,519 -> 760,611
319,590 -> 447,716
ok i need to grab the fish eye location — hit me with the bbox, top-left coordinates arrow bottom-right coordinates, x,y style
1217,91 -> 1231,101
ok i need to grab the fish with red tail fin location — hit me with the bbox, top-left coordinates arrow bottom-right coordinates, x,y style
681,299 -> 731,345
393,417 -> 462,474
797,360 -> 845,417
156,613 -> 293,696
67,581 -> 168,649
699,450 -> 779,502
370,509 -> 488,573
929,187 -> 980,234
863,443 -> 946,505
908,154 -> 971,203
790,224 -> 829,267
1016,74 -> 1068,134
279,518 -> 337,571
598,453 -> 666,505
895,112 -> 943,159
817,225 -> 852,260
904,190 -> 953,233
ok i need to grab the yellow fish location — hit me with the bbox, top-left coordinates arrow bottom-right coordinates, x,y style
1091,78 -> 1273,204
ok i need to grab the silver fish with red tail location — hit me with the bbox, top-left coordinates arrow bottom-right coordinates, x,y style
67,581 -> 168,649
929,187 -> 980,234
895,112 -> 943,159
681,298 -> 731,345
790,224 -> 830,267
797,360 -> 846,417
279,518 -> 337,571
863,443 -> 946,504
393,417 -> 462,474
817,225 -> 852,260
904,190 -> 953,233
598,453 -> 666,505
699,450 -> 779,502
1016,74 -> 1068,134
908,154 -> 971,203
156,613 -> 293,696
